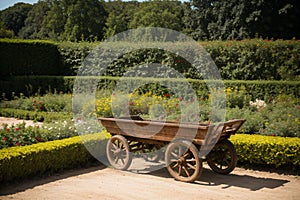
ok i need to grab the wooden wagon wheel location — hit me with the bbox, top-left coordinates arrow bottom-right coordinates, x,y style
207,139 -> 237,174
165,140 -> 202,182
106,135 -> 132,170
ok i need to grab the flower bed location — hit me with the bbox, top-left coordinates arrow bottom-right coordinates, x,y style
92,92 -> 300,137
0,120 -> 77,149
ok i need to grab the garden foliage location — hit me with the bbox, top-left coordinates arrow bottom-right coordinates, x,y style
92,92 -> 300,137
0,133 -> 108,182
1,39 -> 299,80
230,134 -> 300,168
0,132 -> 299,183
1,76 -> 299,100
0,108 -> 71,122
57,39 -> 300,80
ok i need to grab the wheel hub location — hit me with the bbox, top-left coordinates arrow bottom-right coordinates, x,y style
178,157 -> 186,165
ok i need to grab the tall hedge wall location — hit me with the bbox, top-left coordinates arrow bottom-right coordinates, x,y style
0,39 -> 62,76
57,39 -> 300,80
203,39 -> 300,80
0,39 -> 299,80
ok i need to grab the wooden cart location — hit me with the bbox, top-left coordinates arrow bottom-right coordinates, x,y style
98,116 -> 245,182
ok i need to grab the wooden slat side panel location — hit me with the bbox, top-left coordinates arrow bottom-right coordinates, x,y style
98,118 -> 246,143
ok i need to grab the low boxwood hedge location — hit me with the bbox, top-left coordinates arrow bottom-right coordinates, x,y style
0,108 -> 71,122
1,76 -> 299,100
230,134 -> 300,168
0,132 -> 299,183
0,133 -> 108,183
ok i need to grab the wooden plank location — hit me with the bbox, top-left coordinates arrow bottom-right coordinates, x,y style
98,117 -> 245,144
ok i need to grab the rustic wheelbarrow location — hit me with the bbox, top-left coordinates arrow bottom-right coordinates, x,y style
98,116 -> 245,182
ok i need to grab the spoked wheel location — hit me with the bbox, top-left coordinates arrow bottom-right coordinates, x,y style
142,144 -> 164,162
106,135 -> 132,170
165,140 -> 202,182
207,139 -> 237,174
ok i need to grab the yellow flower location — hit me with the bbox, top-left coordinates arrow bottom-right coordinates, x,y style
225,87 -> 232,94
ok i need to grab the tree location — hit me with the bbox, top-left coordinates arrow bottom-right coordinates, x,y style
19,0 -> 108,41
184,0 -> 262,40
0,3 -> 33,36
129,0 -> 184,31
18,1 -> 51,39
0,21 -> 15,38
104,0 -> 138,38
184,0 -> 300,40
40,0 -> 66,40
62,0 -> 108,41
252,0 -> 300,39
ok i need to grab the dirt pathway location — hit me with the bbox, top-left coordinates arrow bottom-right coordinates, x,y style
0,163 -> 299,200
0,117 -> 43,127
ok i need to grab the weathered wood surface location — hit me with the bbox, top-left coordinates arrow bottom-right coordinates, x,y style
98,117 -> 245,145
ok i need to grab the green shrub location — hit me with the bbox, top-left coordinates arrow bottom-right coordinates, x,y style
0,108 -> 71,122
231,134 -> 300,168
1,39 -> 299,80
201,39 -> 300,80
1,76 -> 299,100
58,42 -> 98,75
0,133 -> 108,183
223,80 -> 300,100
259,96 -> 300,137
0,39 -> 61,76
0,132 -> 299,183
0,76 -> 71,99
1,93 -> 72,112
226,107 -> 266,133
56,39 -> 300,80
226,94 -> 299,137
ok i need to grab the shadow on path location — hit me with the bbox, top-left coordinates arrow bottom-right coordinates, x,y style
0,161 -> 291,196
0,164 -> 106,196
197,168 -> 289,191
148,166 -> 289,191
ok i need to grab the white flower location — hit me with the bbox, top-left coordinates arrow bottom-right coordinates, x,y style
249,99 -> 266,110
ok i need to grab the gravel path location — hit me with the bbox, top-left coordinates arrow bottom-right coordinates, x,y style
0,162 -> 299,200
0,117 -> 43,127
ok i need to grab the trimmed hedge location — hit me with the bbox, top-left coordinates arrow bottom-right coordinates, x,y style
202,39 -> 300,80
58,41 -> 98,76
56,39 -> 300,80
1,76 -> 299,100
0,39 -> 62,76
0,108 -> 71,123
221,80 -> 300,100
230,134 -> 300,168
0,133 -> 108,183
0,76 -> 72,99
0,132 -> 299,183
1,39 -> 299,80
